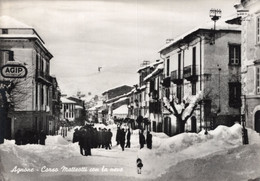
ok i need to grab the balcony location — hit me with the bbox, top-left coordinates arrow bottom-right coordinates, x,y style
183,65 -> 198,82
171,70 -> 183,85
149,100 -> 161,114
36,70 -> 52,85
161,77 -> 171,88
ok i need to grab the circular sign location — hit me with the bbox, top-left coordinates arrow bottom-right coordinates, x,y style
1,64 -> 28,78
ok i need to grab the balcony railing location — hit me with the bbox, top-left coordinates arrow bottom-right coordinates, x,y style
171,70 -> 183,85
36,70 -> 52,84
183,65 -> 199,82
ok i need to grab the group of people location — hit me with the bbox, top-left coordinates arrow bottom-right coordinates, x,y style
14,129 -> 47,145
73,125 -> 113,156
139,130 -> 152,149
116,127 -> 131,151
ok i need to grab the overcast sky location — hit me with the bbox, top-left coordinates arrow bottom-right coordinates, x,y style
0,0 -> 238,97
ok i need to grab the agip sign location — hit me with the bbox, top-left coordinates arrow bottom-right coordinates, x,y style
1,64 -> 27,78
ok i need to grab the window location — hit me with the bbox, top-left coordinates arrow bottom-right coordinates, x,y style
166,57 -> 170,76
177,85 -> 182,103
229,44 -> 241,65
192,82 -> 196,95
8,51 -> 14,61
178,53 -> 181,78
229,82 -> 241,108
257,67 -> 260,94
257,16 -> 260,44
192,47 -> 196,75
2,29 -> 8,34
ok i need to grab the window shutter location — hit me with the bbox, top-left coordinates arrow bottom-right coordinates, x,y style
9,51 -> 14,61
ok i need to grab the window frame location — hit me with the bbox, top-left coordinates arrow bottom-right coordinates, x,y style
228,82 -> 241,108
2,29 -> 8,34
257,15 -> 260,44
256,67 -> 260,94
229,44 -> 241,66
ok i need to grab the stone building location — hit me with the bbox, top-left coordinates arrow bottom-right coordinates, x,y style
159,18 -> 241,135
0,16 -> 56,138
235,0 -> 260,132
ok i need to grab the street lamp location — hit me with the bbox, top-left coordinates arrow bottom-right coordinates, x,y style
209,8 -> 222,44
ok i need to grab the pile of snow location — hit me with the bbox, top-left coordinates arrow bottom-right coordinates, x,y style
46,135 -> 70,145
1,123 -> 260,181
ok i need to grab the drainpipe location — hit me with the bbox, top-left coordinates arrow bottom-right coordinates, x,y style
195,34 -> 203,132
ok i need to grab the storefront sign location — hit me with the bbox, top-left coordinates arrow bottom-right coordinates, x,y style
1,64 -> 27,78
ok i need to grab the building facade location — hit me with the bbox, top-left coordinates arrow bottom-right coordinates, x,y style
0,16 -> 55,138
60,97 -> 76,122
159,19 -> 241,135
235,0 -> 260,132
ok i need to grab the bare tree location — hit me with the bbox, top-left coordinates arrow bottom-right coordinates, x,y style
163,91 -> 209,134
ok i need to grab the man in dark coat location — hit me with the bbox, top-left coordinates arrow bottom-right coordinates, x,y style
14,130 -> 22,145
78,129 -> 85,155
107,129 -> 113,149
39,130 -> 47,145
120,129 -> 126,151
125,128 -> 131,148
116,126 -> 120,145
83,128 -> 92,156
146,131 -> 152,149
72,128 -> 80,143
139,130 -> 145,149
97,128 -> 102,148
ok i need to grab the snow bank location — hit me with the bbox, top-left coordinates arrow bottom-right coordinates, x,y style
156,123 -> 242,153
46,135 -> 70,145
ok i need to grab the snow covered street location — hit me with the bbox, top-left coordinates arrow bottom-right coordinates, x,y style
1,124 -> 260,181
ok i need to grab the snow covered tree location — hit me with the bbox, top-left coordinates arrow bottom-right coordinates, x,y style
163,91 -> 204,134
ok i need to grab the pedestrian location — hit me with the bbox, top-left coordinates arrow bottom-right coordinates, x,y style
78,128 -> 85,155
97,128 -> 102,148
116,126 -> 120,145
14,129 -> 22,145
39,130 -> 47,145
125,128 -> 131,148
107,129 -> 113,149
83,128 -> 92,156
120,128 -> 126,151
72,128 -> 79,143
146,131 -> 152,149
139,130 -> 145,149
136,158 -> 143,174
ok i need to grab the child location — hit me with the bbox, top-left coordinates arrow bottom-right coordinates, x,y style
136,158 -> 143,174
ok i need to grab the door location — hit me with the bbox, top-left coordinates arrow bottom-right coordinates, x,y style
255,111 -> 260,133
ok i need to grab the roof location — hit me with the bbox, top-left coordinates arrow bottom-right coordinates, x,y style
159,17 -> 241,53
88,104 -> 103,111
102,85 -> 132,95
0,16 -> 32,29
113,105 -> 128,115
0,16 -> 53,58
137,60 -> 163,73
104,93 -> 129,104
61,97 -> 76,104
75,105 -> 83,109
144,63 -> 164,82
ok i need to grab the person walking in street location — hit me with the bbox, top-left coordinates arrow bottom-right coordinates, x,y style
78,128 -> 85,155
146,131 -> 152,149
125,128 -> 131,148
139,130 -> 145,149
116,126 -> 120,145
119,128 -> 126,151
39,130 -> 47,145
107,129 -> 113,149
136,158 -> 143,174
